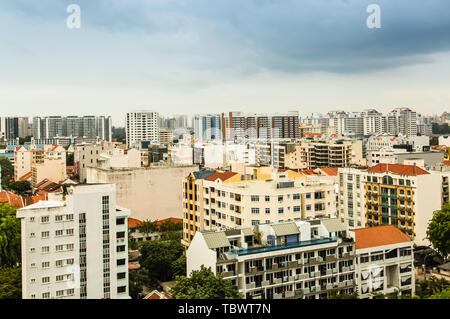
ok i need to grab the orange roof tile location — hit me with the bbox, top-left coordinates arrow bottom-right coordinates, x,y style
443,161 -> 450,166
351,225 -> 412,250
204,171 -> 238,182
128,217 -> 143,228
367,163 -> 429,176
319,167 -> 339,176
19,172 -> 32,181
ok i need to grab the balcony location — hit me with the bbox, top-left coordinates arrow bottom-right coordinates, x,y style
232,237 -> 338,256
221,270 -> 235,278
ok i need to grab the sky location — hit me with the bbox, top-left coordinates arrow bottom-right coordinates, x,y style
0,0 -> 450,126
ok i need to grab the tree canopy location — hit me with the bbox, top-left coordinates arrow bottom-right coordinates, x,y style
0,267 -> 21,299
138,238 -> 185,285
0,204 -> 21,268
170,266 -> 242,299
8,181 -> 32,196
427,204 -> 450,262
0,157 -> 14,190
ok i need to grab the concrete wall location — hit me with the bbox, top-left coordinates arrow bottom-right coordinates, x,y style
86,165 -> 199,220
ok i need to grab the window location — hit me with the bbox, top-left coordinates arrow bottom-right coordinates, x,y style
66,229 -> 74,236
251,208 -> 260,214
305,193 -> 311,199
56,260 -> 63,267
294,206 -> 301,212
42,292 -> 50,299
30,217 -> 35,222
42,276 -> 50,284
278,208 -> 284,214
265,196 -> 270,202
41,216 -> 49,223
42,246 -> 50,253
251,220 -> 260,226
293,193 -> 300,200
278,195 -> 283,202
55,215 -> 63,222
41,231 -> 49,238
55,230 -> 64,237
251,195 -> 259,202
265,208 -> 270,214
42,261 -> 50,269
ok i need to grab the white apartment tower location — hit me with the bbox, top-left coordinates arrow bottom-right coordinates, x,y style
126,111 -> 159,147
17,184 -> 131,299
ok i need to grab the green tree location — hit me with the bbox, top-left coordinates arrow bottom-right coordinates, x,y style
0,204 -> 21,268
138,219 -> 158,238
172,255 -> 187,277
0,157 -> 14,189
18,136 -> 32,145
66,152 -> 74,166
170,266 -> 242,299
139,239 -> 184,285
427,204 -> 450,262
415,277 -> 449,299
158,220 -> 183,232
8,180 -> 32,196
129,268 -> 149,299
0,267 -> 21,299
428,287 -> 450,299
327,288 -> 358,299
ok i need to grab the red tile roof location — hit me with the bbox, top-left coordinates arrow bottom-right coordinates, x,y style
128,217 -> 143,229
19,172 -> 32,181
351,225 -> 412,250
443,161 -> 450,166
300,169 -> 317,176
204,171 -> 238,182
319,167 -> 339,176
0,192 -> 24,208
367,163 -> 429,176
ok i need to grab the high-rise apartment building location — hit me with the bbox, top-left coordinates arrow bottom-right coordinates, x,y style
337,168 -> 366,229
16,184 -> 131,299
125,111 -> 159,147
363,163 -> 441,245
32,116 -> 112,142
194,114 -> 222,142
182,170 -> 336,247
4,117 -> 29,140
221,112 -> 299,141
386,108 -> 417,137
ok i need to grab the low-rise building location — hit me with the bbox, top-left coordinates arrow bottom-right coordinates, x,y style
187,218 -> 357,299
350,225 -> 415,298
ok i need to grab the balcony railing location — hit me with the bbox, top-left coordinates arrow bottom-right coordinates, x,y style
232,237 -> 337,256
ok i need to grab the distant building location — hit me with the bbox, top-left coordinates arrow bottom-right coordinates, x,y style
32,116 -> 112,142
126,111 -> 159,148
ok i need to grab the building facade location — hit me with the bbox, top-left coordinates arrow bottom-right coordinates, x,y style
16,184 -> 130,299
125,111 -> 159,147
187,218 -> 357,299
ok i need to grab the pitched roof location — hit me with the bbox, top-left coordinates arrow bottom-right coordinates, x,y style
350,225 -> 412,250
19,172 -> 32,181
128,217 -> 143,229
143,290 -> 169,300
202,232 -> 230,249
319,167 -> 339,176
271,222 -> 300,236
322,218 -> 346,233
193,170 -> 215,180
367,163 -> 429,176
204,171 -> 238,182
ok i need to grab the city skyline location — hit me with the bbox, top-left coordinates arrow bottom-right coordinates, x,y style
1,1 -> 450,126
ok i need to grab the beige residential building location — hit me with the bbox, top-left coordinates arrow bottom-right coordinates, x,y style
159,128 -> 173,145
74,142 -> 115,183
284,140 -> 365,170
14,144 -> 67,185
182,170 -> 336,247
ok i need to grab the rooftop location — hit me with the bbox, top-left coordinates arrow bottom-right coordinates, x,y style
367,163 -> 430,176
350,225 -> 412,250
